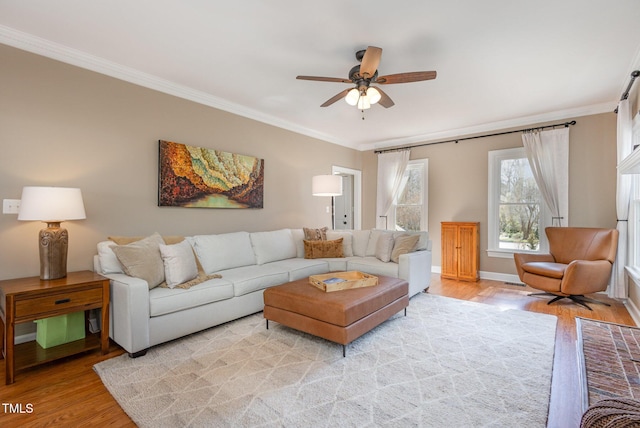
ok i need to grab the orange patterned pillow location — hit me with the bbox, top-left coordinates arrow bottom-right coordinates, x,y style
303,238 -> 344,259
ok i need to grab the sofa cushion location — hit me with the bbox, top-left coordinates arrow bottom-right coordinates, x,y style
391,234 -> 420,263
268,258 -> 329,281
159,240 -> 199,288
112,232 -> 166,289
347,256 -> 400,278
304,238 -> 344,259
291,229 -> 306,258
250,229 -> 297,265
326,231 -> 354,257
193,232 -> 256,274
375,233 -> 395,262
149,277 -> 234,317
219,264 -> 290,296
352,230 -> 371,257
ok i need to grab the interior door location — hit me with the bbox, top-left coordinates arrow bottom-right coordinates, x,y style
333,174 -> 354,230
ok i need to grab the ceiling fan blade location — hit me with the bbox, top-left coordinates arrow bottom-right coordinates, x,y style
297,75 -> 352,84
360,46 -> 382,79
375,71 -> 437,85
372,86 -> 395,108
321,88 -> 352,107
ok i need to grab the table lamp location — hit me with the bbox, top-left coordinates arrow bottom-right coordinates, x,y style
18,186 -> 86,280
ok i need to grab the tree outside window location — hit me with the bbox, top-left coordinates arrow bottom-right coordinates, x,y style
394,160 -> 428,231
499,158 -> 541,250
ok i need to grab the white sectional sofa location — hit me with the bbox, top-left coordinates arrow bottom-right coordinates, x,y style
94,228 -> 432,356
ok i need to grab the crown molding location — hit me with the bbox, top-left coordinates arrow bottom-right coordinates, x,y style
0,25 -> 621,153
0,25 -> 352,149
359,101 -> 617,152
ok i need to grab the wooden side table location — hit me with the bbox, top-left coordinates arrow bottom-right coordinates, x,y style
0,270 -> 109,384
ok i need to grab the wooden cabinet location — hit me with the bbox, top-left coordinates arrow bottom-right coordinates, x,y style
441,222 -> 480,282
0,271 -> 109,384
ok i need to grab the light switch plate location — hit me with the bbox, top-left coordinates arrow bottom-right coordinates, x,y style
3,199 -> 20,214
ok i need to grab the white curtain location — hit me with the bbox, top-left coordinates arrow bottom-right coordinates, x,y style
610,99 -> 634,299
522,128 -> 569,227
376,150 -> 410,230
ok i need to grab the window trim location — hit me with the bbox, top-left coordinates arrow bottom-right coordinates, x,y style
487,147 -> 550,258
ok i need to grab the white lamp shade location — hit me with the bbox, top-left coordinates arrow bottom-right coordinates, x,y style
18,186 -> 86,222
312,175 -> 342,196
367,87 -> 381,104
345,88 -> 360,106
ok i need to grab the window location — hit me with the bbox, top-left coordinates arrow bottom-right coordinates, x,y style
391,159 -> 428,231
629,113 -> 640,271
488,148 -> 549,258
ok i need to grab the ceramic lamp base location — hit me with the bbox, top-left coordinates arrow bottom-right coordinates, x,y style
39,222 -> 68,280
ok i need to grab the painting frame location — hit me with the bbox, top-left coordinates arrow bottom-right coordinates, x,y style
158,140 -> 264,209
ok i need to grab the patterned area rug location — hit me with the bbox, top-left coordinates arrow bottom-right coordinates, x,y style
577,318 -> 640,411
94,293 -> 557,427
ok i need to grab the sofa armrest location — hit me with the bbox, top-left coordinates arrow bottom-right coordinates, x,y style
399,249 -> 432,297
102,273 -> 151,354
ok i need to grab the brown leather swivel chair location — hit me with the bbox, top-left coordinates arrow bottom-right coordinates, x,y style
513,227 -> 618,310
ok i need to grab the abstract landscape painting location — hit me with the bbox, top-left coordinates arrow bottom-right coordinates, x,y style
158,140 -> 264,208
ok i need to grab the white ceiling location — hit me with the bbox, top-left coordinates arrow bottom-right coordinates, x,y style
2,1 -> 640,151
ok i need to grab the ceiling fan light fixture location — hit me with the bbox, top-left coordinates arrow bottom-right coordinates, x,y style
367,87 -> 381,105
345,88 -> 360,106
357,96 -> 371,110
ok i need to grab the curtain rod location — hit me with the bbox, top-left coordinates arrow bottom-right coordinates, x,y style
614,70 -> 640,113
374,120 -> 577,154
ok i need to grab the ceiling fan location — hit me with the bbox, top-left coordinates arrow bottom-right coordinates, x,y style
297,46 -> 437,110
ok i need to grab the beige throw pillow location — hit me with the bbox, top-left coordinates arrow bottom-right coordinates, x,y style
375,233 -> 395,262
112,232 -> 165,289
303,227 -> 328,241
303,238 -> 344,259
391,234 -> 421,263
159,240 -> 198,288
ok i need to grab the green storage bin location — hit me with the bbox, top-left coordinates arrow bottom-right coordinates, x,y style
35,311 -> 86,349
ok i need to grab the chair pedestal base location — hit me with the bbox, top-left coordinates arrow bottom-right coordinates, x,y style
529,292 -> 611,311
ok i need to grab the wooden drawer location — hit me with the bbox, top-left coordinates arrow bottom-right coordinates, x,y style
15,287 -> 103,319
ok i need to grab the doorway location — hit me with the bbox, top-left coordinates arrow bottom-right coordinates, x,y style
331,166 -> 362,230
334,174 -> 353,229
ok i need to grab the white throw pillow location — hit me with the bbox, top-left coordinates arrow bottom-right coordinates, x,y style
366,229 -> 389,256
97,240 -> 124,274
375,232 -> 395,262
159,240 -> 198,288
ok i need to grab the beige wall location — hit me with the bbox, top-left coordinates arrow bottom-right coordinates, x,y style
361,113 -> 618,276
0,44 -> 363,280
0,42 -> 620,283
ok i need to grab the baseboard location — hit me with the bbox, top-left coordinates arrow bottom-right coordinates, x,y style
15,332 -> 36,345
432,266 -> 521,285
625,298 -> 640,327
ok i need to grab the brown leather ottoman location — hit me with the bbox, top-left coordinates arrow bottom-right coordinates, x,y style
263,274 -> 409,356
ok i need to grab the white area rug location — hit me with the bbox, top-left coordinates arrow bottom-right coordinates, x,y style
94,293 -> 557,427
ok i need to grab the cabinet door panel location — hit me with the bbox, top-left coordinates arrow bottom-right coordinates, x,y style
441,224 -> 459,278
458,224 -> 479,281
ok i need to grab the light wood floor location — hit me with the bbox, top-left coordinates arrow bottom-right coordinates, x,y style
1,275 -> 635,427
